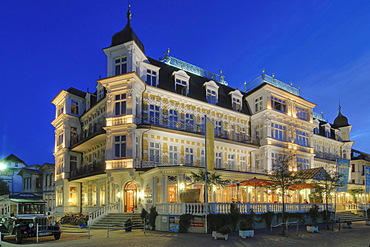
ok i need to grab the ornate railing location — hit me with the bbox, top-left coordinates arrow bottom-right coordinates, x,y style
88,202 -> 119,226
345,203 -> 370,211
70,124 -> 105,146
146,202 -> 332,215
246,74 -> 300,96
69,161 -> 105,179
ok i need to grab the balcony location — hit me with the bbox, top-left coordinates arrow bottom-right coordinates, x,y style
136,115 -> 251,145
314,152 -> 341,161
70,123 -> 105,147
69,160 -> 105,180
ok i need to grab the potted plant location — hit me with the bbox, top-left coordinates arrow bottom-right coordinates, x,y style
365,219 -> 370,226
212,225 -> 231,240
77,218 -> 86,228
306,224 -> 318,233
124,219 -> 133,232
239,219 -> 254,238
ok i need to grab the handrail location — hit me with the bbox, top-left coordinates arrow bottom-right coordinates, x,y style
88,202 -> 119,226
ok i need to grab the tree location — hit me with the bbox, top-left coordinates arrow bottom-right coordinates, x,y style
311,170 -> 343,230
0,178 -> 10,196
190,169 -> 228,202
266,155 -> 301,236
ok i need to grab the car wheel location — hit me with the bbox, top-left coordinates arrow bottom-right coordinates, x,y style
54,232 -> 61,240
15,228 -> 22,244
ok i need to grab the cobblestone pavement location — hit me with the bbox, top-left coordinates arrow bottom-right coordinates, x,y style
1,221 -> 370,247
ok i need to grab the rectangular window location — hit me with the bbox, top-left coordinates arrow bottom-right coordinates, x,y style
201,150 -> 205,167
167,184 -> 177,203
351,164 -> 355,172
69,186 -> 77,205
92,186 -> 97,205
227,154 -> 235,170
232,97 -> 242,112
215,152 -> 222,169
98,88 -> 105,100
146,69 -> 157,86
149,105 -> 160,125
254,96 -> 263,112
57,106 -> 64,116
175,79 -> 187,95
57,130 -> 64,146
36,178 -> 42,188
114,135 -> 127,158
70,127 -> 78,145
271,96 -> 286,113
168,109 -> 178,129
325,129 -> 331,138
185,113 -> 194,131
185,148 -> 194,165
169,145 -> 178,165
296,106 -> 308,120
71,100 -> 79,115
149,142 -> 160,163
56,186 -> 63,206
100,184 -> 106,205
115,93 -> 127,116
115,57 -> 127,75
215,121 -> 222,137
295,130 -> 309,146
206,89 -> 217,104
296,157 -> 309,170
270,123 -> 286,141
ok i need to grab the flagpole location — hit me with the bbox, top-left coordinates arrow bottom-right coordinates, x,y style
204,115 -> 208,234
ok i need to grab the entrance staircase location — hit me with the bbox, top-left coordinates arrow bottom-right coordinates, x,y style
335,211 -> 367,222
90,213 -> 142,229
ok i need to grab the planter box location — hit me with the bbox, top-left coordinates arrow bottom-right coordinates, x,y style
366,220 -> 370,226
239,229 -> 254,238
212,231 -> 228,240
306,225 -> 318,233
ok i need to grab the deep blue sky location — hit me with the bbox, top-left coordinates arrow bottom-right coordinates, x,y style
1,1 -> 370,166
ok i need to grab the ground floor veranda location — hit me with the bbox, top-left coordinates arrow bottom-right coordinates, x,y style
56,167 -> 370,222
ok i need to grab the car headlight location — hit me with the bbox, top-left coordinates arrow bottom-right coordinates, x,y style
29,223 -> 34,228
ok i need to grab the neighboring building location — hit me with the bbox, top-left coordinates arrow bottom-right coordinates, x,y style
17,163 -> 56,213
0,154 -> 27,193
51,8 -> 359,219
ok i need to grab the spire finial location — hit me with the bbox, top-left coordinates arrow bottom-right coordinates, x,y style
338,100 -> 341,112
127,0 -> 132,23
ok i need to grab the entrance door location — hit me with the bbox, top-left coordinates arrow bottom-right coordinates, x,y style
124,182 -> 137,212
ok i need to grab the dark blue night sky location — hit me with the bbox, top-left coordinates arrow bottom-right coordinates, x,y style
1,0 -> 370,165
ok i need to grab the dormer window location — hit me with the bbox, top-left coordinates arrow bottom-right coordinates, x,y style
204,80 -> 219,105
176,79 -> 187,95
271,96 -> 286,113
146,69 -> 157,87
98,88 -> 105,101
229,90 -> 243,112
115,56 -> 127,75
206,89 -> 217,104
172,70 -> 190,96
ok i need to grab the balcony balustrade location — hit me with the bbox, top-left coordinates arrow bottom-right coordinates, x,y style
70,123 -> 105,146
69,160 -> 105,179
146,202 -> 332,216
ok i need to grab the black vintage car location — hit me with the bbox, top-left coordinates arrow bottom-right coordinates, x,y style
0,215 -> 61,244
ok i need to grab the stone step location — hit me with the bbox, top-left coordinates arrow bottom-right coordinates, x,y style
91,213 -> 142,228
335,211 -> 367,222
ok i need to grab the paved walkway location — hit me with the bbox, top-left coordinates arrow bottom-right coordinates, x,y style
1,221 -> 370,247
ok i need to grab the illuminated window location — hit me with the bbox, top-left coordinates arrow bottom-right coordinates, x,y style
114,135 -> 127,158
227,154 -> 235,170
215,152 -> 222,169
71,100 -> 79,115
271,96 -> 286,113
115,56 -> 127,75
56,186 -> 63,206
115,93 -> 126,116
296,157 -> 309,170
146,69 -> 157,86
167,184 -> 177,203
100,184 -> 106,205
69,186 -> 77,206
70,127 -> 78,145
92,186 -> 97,205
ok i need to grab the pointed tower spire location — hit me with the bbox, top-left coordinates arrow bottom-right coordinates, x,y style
110,1 -> 145,52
